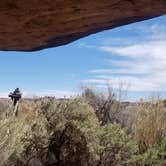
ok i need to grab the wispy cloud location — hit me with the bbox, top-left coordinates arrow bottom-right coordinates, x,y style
100,40 -> 166,60
83,19 -> 166,92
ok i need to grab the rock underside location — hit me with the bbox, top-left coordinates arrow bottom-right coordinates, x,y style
0,0 -> 165,51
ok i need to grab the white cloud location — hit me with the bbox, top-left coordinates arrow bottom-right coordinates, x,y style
100,40 -> 166,60
83,76 -> 158,91
84,21 -> 166,92
76,42 -> 96,49
129,22 -> 166,40
90,65 -> 149,75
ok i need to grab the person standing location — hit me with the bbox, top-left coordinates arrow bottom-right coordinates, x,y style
8,88 -> 22,115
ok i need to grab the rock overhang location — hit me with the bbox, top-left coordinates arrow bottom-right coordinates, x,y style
0,0 -> 165,51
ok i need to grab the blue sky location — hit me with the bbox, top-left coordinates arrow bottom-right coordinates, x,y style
0,15 -> 166,100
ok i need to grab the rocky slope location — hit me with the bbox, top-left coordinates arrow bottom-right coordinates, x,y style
0,0 -> 165,51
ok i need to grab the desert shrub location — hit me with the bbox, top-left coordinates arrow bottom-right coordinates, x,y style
37,97 -> 141,165
2,98 -> 101,165
36,97 -> 102,163
82,87 -> 123,125
0,109 -> 46,165
155,137 -> 166,165
0,99 -> 11,119
132,99 -> 166,152
132,148 -> 160,166
99,124 -> 138,166
132,138 -> 166,166
5,97 -> 166,166
136,137 -> 166,166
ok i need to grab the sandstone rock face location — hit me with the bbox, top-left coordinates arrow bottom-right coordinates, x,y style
0,0 -> 165,51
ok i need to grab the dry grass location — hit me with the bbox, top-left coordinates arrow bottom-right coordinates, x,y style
132,99 -> 166,152
0,99 -> 41,164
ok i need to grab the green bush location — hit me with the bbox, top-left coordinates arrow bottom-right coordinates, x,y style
38,98 -> 102,159
129,137 -> 166,166
99,124 -> 138,166
134,148 -> 160,166
36,98 -> 141,166
3,97 -> 163,166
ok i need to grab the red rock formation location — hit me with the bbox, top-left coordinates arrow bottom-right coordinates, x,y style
0,0 -> 165,51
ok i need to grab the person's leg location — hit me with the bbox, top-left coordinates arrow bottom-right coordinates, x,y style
13,99 -> 17,114
13,102 -> 18,116
13,99 -> 17,106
